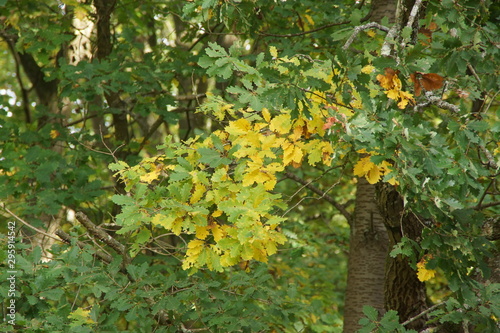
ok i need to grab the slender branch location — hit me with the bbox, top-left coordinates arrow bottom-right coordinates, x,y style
261,20 -> 351,38
342,22 -> 390,51
402,301 -> 445,327
476,201 -> 500,211
467,63 -> 482,86
479,145 -> 498,169
56,229 -> 114,263
285,171 -> 352,223
1,204 -> 61,242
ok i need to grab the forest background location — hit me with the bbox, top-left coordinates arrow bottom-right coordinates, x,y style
0,0 -> 499,332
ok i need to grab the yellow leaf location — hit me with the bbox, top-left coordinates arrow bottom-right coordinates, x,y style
416,260 -> 436,282
50,130 -> 60,139
151,214 -> 175,229
262,108 -> 271,122
226,118 -> 251,136
304,14 -> 314,26
366,165 -> 381,184
386,89 -> 400,100
283,142 -> 303,166
212,223 -> 225,242
212,210 -> 223,217
196,226 -> 209,240
190,183 -> 206,204
252,241 -> 268,262
353,156 -> 375,177
265,240 -> 278,256
242,168 -> 273,187
270,46 -> 278,58
387,177 -> 400,186
187,239 -> 205,254
140,170 -> 160,183
269,114 -> 292,134
220,252 -> 239,267
241,243 -> 254,261
68,307 -> 95,325
361,65 -> 375,74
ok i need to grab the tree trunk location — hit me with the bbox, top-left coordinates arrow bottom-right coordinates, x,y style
343,177 -> 389,332
342,1 -> 401,330
377,184 -> 427,330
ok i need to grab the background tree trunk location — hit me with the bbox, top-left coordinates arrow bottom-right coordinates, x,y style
342,1 -> 400,331
343,178 -> 389,332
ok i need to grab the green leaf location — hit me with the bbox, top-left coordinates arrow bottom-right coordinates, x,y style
362,305 -> 379,321
111,194 -> 136,206
206,42 -> 228,58
197,147 -> 231,168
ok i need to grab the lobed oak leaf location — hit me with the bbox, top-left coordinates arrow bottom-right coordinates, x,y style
376,68 -> 400,90
262,108 -> 271,122
410,72 -> 444,96
366,166 -> 381,184
190,183 -> 206,204
226,118 -> 251,136
196,226 -> 209,240
353,156 -> 375,176
416,257 -> 436,282
211,223 -> 225,242
140,170 -> 160,183
269,114 -> 292,134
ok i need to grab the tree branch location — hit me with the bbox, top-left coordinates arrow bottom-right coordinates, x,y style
261,20 -> 351,38
399,0 -> 424,49
342,22 -> 390,51
1,204 -> 61,242
414,94 -> 460,113
75,212 -> 130,264
402,301 -> 445,327
56,229 -> 114,263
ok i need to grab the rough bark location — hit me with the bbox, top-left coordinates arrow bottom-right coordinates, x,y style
376,184 -> 427,330
343,177 -> 389,332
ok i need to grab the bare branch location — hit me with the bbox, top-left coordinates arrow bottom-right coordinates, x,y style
262,20 -> 351,38
1,204 -> 61,242
479,145 -> 498,169
343,22 -> 390,51
402,301 -> 445,327
414,94 -> 460,113
75,212 -> 130,263
56,229 -> 114,263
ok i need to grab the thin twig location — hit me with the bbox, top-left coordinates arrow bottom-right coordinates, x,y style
466,63 -> 481,86
55,229 -> 114,264
402,301 -> 445,327
1,204 -> 61,242
342,22 -> 390,51
261,20 -> 351,38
